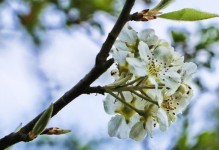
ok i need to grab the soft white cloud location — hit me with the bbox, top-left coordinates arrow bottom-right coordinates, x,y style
0,37 -> 45,136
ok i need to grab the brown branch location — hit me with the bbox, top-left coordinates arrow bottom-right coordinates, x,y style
96,0 -> 135,63
0,0 -> 136,149
84,86 -> 106,95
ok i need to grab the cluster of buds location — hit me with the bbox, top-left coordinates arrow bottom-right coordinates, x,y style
103,24 -> 197,141
130,9 -> 161,21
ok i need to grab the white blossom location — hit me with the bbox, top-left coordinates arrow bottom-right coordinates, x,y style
161,83 -> 193,122
104,24 -> 197,141
104,92 -> 140,138
108,115 -> 138,139
127,41 -> 182,97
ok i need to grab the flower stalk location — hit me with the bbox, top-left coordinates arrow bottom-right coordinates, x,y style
106,90 -> 145,116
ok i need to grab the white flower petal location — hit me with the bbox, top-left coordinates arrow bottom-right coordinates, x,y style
157,108 -> 169,131
104,94 -> 121,115
182,62 -> 197,75
153,44 -> 174,64
119,24 -> 137,45
126,57 -> 142,67
181,62 -> 197,83
146,116 -> 155,137
108,115 -> 130,139
135,97 -> 148,110
129,122 -> 147,141
146,77 -> 164,105
172,52 -> 184,67
138,29 -> 159,46
114,40 -> 130,51
112,49 -> 129,65
160,71 -> 181,96
126,57 -> 147,76
146,89 -> 165,107
123,91 -> 133,102
168,113 -> 177,122
173,85 -> 193,114
131,114 -> 141,123
138,41 -> 152,61
174,99 -> 188,114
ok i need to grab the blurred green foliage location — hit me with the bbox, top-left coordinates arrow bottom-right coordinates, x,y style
170,25 -> 219,150
173,109 -> 219,150
170,25 -> 219,92
30,136 -> 93,150
24,134 -> 135,150
71,0 -> 114,20
173,132 -> 219,150
1,0 -> 118,44
0,0 -> 154,45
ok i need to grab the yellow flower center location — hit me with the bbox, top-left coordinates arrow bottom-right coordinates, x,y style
148,61 -> 160,77
115,97 -> 136,123
162,96 -> 175,111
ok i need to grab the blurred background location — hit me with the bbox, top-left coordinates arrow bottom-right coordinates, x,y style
0,0 -> 219,149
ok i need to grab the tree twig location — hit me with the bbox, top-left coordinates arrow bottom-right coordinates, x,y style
0,0 -> 136,149
84,86 -> 106,95
96,0 -> 135,63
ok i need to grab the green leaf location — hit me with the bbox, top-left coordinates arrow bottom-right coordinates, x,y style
152,0 -> 175,11
159,8 -> 219,21
30,103 -> 54,138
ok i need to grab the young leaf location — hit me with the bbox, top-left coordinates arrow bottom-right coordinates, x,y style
158,8 -> 219,21
41,127 -> 71,135
30,103 -> 54,138
152,0 -> 175,11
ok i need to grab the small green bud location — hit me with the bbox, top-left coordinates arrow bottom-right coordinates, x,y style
29,103 -> 54,139
42,127 -> 71,135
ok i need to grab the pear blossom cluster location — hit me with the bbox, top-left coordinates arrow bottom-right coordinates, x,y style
103,24 -> 197,141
